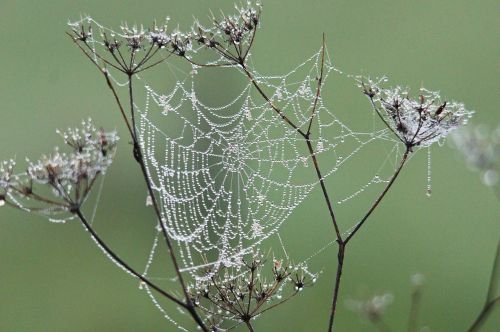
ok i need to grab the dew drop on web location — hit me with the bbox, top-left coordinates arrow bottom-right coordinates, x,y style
426,147 -> 432,197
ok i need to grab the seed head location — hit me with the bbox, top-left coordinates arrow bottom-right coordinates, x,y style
360,78 -> 473,148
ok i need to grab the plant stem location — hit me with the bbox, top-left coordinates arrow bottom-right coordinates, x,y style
240,65 -> 305,136
468,297 -> 500,332
73,209 -> 183,306
328,148 -> 410,332
306,139 -> 342,240
126,76 -> 207,330
344,147 -> 411,244
327,243 -> 345,332
468,239 -> 500,331
245,321 -> 256,332
70,35 -> 208,330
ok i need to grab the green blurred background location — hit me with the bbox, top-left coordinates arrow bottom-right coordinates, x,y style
0,0 -> 499,331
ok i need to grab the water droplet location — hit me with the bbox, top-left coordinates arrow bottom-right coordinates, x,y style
426,147 -> 432,197
0,199 -> 5,207
146,195 -> 153,206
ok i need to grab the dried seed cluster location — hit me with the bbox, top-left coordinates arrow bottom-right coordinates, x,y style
69,1 -> 261,76
359,78 -> 473,148
0,119 -> 118,213
187,253 -> 316,330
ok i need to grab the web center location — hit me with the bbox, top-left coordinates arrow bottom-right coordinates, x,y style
222,143 -> 248,173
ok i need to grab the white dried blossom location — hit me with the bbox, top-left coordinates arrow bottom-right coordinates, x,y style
360,78 -> 473,148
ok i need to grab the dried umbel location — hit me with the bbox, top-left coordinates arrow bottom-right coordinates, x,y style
188,1 -> 261,66
187,253 -> 316,330
359,78 -> 474,149
0,119 -> 118,215
69,17 -> 176,75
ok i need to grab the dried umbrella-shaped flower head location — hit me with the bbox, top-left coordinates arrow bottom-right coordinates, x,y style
187,1 -> 262,66
68,17 -> 175,75
360,78 -> 473,149
0,119 -> 118,215
187,252 -> 316,330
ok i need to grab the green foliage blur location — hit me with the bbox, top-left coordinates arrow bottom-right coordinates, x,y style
0,0 -> 498,331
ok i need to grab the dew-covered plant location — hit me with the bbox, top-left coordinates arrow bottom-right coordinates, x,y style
0,120 -> 118,217
1,2 -> 496,331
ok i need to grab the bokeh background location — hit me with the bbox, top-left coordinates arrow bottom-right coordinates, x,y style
0,0 -> 499,331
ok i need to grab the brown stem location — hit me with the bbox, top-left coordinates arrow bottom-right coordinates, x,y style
71,37 -> 208,331
306,33 -> 326,136
73,209 -> 183,306
328,148 -> 410,331
344,147 -> 411,244
468,297 -> 500,332
241,65 -> 305,136
245,320 -> 256,332
126,76 -> 202,317
327,243 -> 345,332
468,239 -> 500,331
306,139 -> 342,241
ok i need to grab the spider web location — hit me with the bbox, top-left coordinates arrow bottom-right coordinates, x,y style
133,51 -> 399,282
65,17 -> 409,329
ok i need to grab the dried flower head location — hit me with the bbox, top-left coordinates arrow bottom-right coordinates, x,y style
68,17 -> 173,75
359,78 -> 473,149
187,1 -> 262,66
187,252 -> 316,329
1,119 -> 118,214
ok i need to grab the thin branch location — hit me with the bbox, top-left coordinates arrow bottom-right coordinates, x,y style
241,64 -> 305,136
327,244 -> 345,332
66,33 -> 134,138
328,147 -> 411,332
72,35 -> 208,332
367,96 -> 406,145
306,139 -> 342,240
245,321 -> 256,332
134,52 -> 173,74
468,239 -> 500,331
345,147 -> 411,244
306,33 -> 326,136
126,76 -> 194,305
73,209 -> 184,307
253,291 -> 298,317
